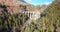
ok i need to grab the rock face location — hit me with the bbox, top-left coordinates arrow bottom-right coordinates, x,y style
0,0 -> 27,6
55,0 -> 60,2
0,0 -> 28,14
0,0 -> 37,14
6,6 -> 23,14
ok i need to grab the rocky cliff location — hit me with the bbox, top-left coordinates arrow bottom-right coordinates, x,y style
0,0 -> 36,14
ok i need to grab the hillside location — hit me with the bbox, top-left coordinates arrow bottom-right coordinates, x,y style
0,0 -> 42,32
20,0 -> 60,32
0,0 -> 60,32
37,0 -> 60,32
0,0 -> 38,14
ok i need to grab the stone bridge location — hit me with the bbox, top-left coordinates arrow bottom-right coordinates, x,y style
23,11 -> 40,20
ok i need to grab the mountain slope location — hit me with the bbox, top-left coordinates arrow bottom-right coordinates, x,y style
22,0 -> 60,32
41,1 -> 60,32
0,0 -> 38,14
19,0 -> 26,3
